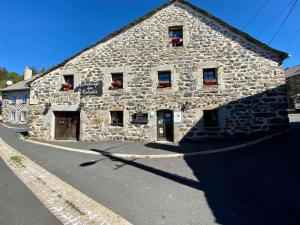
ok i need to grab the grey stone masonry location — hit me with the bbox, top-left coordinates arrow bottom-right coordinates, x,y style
1,90 -> 30,124
28,0 -> 288,142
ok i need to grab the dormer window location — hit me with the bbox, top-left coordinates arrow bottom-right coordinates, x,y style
61,75 -> 74,91
111,73 -> 123,89
169,26 -> 183,47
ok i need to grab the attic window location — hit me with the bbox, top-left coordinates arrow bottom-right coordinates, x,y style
169,26 -> 183,47
61,75 -> 74,91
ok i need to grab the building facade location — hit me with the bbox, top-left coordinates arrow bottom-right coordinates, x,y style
285,65 -> 300,109
28,0 -> 288,142
0,68 -> 32,124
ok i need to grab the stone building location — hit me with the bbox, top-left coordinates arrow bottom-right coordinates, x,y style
285,65 -> 300,109
27,0 -> 288,142
0,67 -> 34,124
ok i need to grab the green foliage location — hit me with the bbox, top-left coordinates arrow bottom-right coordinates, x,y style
0,66 -> 46,88
0,67 -> 23,88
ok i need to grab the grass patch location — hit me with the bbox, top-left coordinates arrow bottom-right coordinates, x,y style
19,132 -> 29,141
65,200 -> 85,216
10,155 -> 25,168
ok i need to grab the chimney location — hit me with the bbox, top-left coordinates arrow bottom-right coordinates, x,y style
24,67 -> 33,80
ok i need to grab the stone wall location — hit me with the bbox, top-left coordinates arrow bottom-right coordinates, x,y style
28,1 -> 288,142
287,74 -> 300,108
1,90 -> 30,124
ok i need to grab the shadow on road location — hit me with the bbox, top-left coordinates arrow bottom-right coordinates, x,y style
86,124 -> 300,225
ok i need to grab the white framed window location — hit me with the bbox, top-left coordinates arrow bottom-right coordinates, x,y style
10,111 -> 16,123
20,111 -> 27,122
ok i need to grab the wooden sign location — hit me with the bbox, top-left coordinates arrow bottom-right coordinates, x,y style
77,81 -> 102,96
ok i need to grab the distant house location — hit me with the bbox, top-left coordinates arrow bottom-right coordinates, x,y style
0,67 -> 37,124
285,65 -> 300,109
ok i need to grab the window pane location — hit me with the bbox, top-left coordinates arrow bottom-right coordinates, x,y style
111,73 -> 123,89
111,111 -> 123,126
169,26 -> 183,47
203,69 -> 218,85
158,71 -> 171,88
63,75 -> 74,90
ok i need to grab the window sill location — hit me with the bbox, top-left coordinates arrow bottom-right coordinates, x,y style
203,84 -> 219,89
109,125 -> 124,128
109,88 -> 124,91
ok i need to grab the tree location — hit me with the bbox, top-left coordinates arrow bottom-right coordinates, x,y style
0,67 -> 23,88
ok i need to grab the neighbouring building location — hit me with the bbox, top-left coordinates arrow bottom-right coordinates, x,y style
285,65 -> 300,109
27,0 -> 289,142
0,67 -> 35,124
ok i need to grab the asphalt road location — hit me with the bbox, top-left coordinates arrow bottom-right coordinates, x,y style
1,118 -> 300,225
0,157 -> 61,225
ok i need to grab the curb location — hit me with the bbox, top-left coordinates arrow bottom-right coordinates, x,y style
0,122 -> 28,130
23,130 -> 289,159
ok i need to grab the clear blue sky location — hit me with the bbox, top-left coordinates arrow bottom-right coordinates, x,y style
0,0 -> 299,75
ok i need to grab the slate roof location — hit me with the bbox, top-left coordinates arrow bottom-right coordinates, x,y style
27,0 -> 289,85
285,65 -> 300,78
0,75 -> 40,92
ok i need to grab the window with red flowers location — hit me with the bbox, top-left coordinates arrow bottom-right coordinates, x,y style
158,71 -> 171,88
111,73 -> 123,89
203,69 -> 218,85
169,26 -> 183,47
61,75 -> 74,91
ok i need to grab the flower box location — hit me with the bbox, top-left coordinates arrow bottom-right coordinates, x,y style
170,37 -> 183,46
61,83 -> 73,91
203,79 -> 218,85
111,81 -> 123,89
158,81 -> 171,88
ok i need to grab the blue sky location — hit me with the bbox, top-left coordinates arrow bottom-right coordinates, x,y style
0,0 -> 299,75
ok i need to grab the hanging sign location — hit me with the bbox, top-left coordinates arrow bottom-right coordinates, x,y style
77,81 -> 102,96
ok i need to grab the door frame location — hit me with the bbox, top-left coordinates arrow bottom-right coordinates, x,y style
54,111 -> 80,141
156,109 -> 174,142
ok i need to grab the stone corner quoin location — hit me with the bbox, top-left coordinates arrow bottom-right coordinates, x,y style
26,1 -> 288,143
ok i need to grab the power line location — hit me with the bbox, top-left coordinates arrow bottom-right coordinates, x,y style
281,27 -> 300,47
256,0 -> 295,36
269,0 -> 298,44
242,0 -> 271,29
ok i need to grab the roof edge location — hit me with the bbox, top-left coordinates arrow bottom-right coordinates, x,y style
28,0 -> 289,85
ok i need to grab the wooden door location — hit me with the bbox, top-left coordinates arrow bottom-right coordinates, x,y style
157,110 -> 173,142
55,112 -> 80,140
